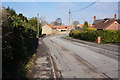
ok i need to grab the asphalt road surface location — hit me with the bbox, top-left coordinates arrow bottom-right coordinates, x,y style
43,35 -> 118,78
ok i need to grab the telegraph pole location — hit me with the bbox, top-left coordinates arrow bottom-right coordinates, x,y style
71,12 -> 74,30
69,9 -> 71,31
37,13 -> 39,38
69,9 -> 75,30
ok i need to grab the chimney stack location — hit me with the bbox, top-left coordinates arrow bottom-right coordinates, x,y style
94,16 -> 96,21
114,14 -> 117,20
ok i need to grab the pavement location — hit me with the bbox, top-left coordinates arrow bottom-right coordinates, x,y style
32,38 -> 53,78
43,35 -> 118,78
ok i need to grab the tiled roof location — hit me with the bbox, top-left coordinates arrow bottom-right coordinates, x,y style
93,19 -> 105,25
77,24 -> 84,27
94,20 -> 120,29
77,23 -> 91,27
56,26 -> 67,29
93,18 -> 115,25
46,24 -> 72,30
88,23 -> 92,26
47,24 -> 56,28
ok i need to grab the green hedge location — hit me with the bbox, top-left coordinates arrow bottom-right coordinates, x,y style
3,25 -> 38,78
101,30 -> 120,43
69,30 -> 120,43
2,7 -> 39,78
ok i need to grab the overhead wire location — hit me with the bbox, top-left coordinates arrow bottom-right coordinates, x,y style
43,1 -> 99,25
72,0 -> 99,13
70,0 -> 99,24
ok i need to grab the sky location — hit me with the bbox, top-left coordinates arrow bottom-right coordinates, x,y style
2,2 -> 119,25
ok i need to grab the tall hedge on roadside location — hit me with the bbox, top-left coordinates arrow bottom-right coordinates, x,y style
2,7 -> 39,78
69,29 -> 120,43
101,30 -> 120,43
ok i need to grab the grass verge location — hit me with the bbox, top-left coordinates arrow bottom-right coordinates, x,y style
25,53 -> 36,77
67,36 -> 72,38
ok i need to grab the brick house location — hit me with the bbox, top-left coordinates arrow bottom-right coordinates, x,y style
92,14 -> 120,30
42,24 -> 56,35
42,24 -> 72,35
56,25 -> 72,31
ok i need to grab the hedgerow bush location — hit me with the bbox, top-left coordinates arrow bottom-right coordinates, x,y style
72,30 -> 81,38
101,30 -> 120,43
2,7 -> 39,78
69,29 -> 120,43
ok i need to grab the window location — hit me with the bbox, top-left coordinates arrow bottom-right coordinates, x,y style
104,20 -> 108,23
115,21 -> 117,24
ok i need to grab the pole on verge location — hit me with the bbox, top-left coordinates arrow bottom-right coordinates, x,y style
37,13 -> 39,38
69,9 -> 71,31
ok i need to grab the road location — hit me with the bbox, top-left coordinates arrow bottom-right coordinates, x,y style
43,35 -> 118,78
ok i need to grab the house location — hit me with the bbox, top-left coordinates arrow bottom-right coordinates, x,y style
56,25 -> 72,31
77,24 -> 84,29
42,24 -> 57,35
42,24 -> 72,35
92,14 -> 120,30
77,23 -> 92,29
88,23 -> 92,27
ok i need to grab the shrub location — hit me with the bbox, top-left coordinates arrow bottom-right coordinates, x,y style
101,30 -> 120,43
2,7 -> 38,78
87,27 -> 97,31
69,29 -> 74,37
73,30 -> 81,38
69,29 -> 120,43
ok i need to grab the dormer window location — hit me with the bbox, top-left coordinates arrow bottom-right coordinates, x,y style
115,21 -> 117,24
104,20 -> 109,23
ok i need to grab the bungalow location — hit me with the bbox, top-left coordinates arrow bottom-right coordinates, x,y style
42,24 -> 72,35
92,14 -> 120,30
42,24 -> 57,35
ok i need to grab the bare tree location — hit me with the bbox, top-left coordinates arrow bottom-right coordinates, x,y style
73,21 -> 79,29
51,18 -> 63,26
39,16 -> 48,26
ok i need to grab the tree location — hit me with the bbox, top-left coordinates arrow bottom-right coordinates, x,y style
28,17 -> 42,35
73,21 -> 79,29
7,8 -> 16,16
18,13 -> 28,23
39,16 -> 48,26
28,17 -> 37,31
2,7 -> 38,78
24,17 -> 28,23
52,18 -> 62,26
6,6 -> 10,11
18,13 -> 24,20
83,21 -> 89,30
2,7 -> 10,36
50,21 -> 55,25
